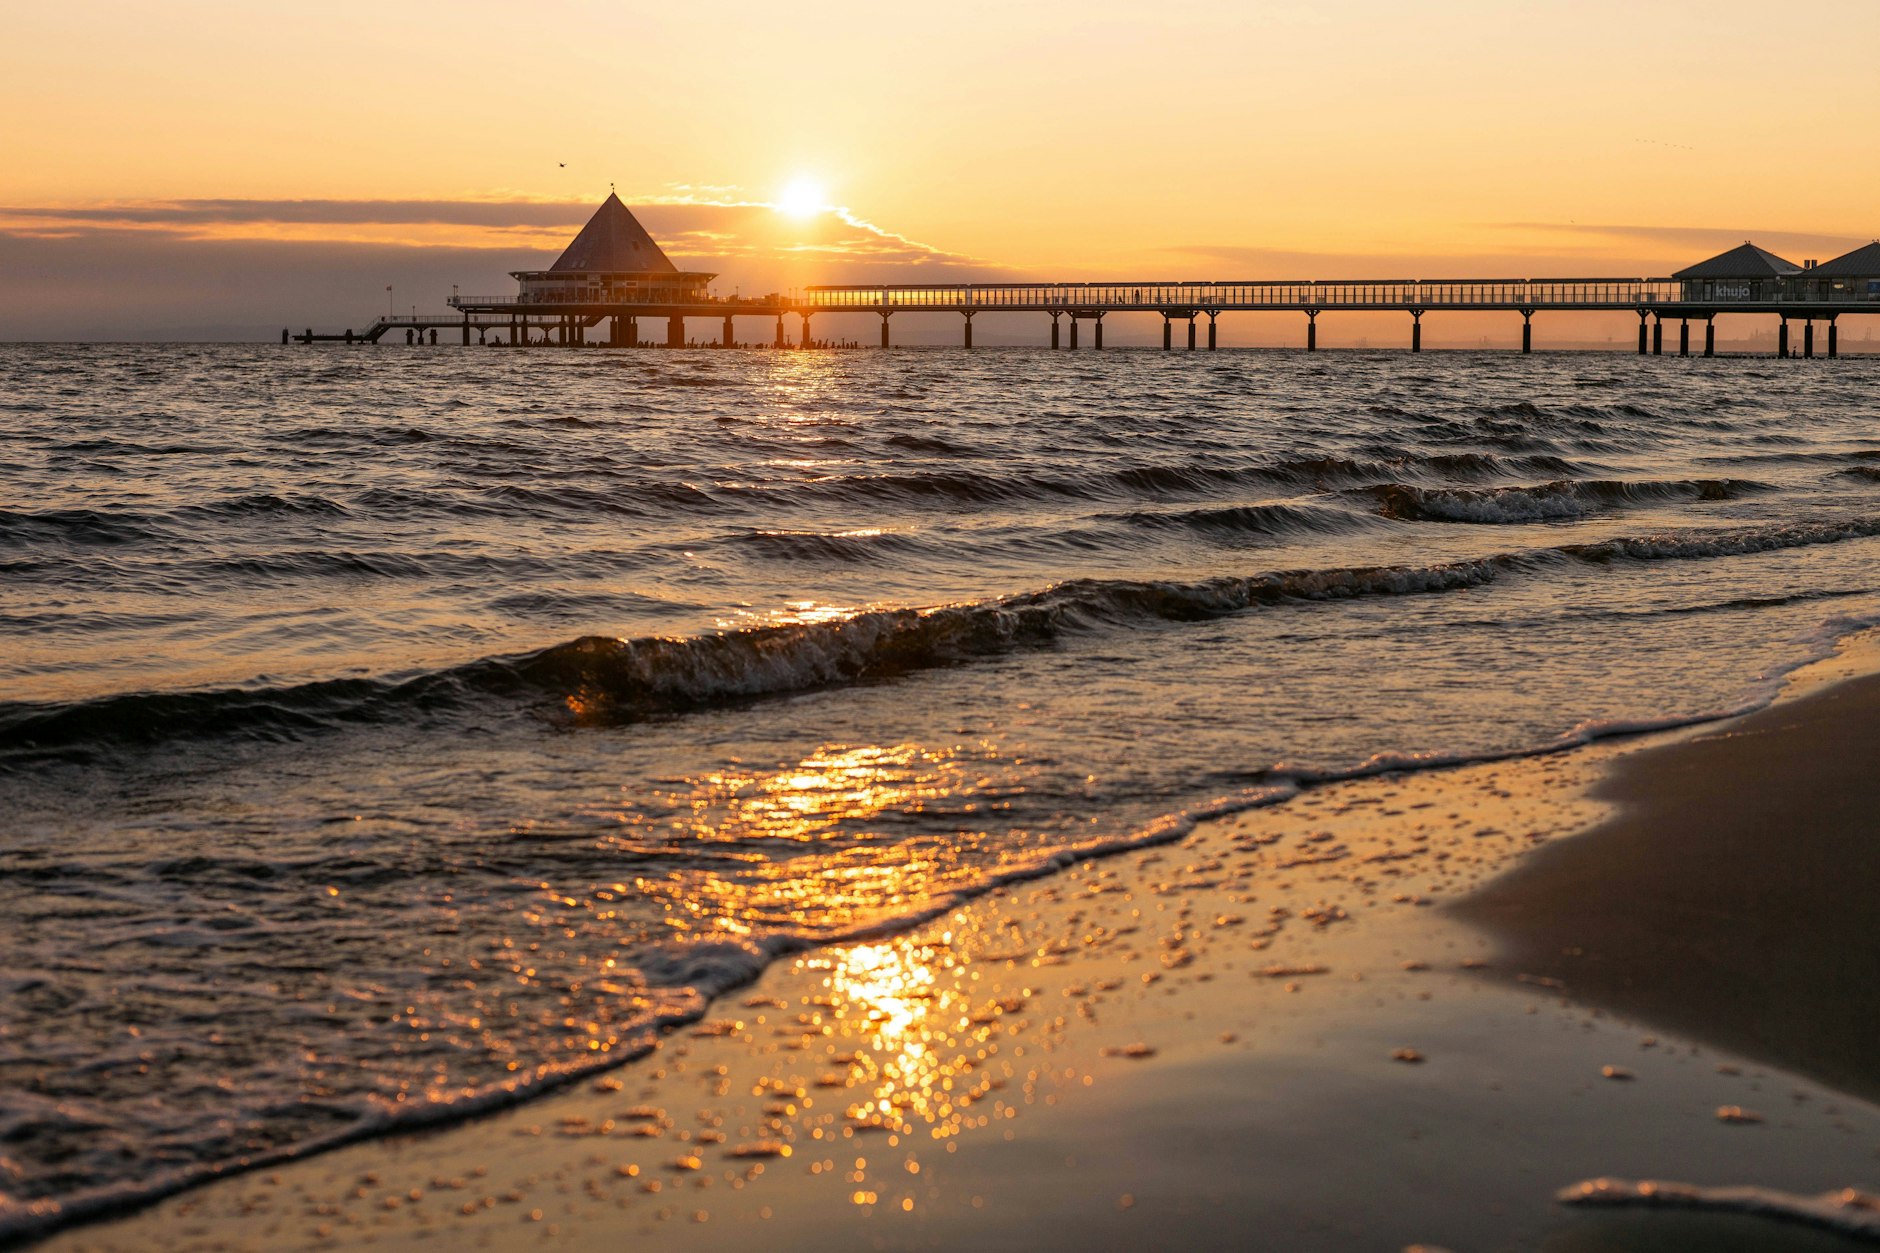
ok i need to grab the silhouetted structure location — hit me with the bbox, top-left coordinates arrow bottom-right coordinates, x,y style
291,201 -> 1880,357
508,194 -> 714,309
1673,243 -> 1804,303
1808,242 -> 1880,297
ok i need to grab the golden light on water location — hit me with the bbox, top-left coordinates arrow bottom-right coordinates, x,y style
663,743 -> 969,848
774,600 -> 857,626
827,941 -> 937,1050
619,741 -> 1008,939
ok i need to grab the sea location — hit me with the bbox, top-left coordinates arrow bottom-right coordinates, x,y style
3,342 -> 1878,1239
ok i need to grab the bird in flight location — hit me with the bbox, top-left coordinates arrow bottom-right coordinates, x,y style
559,162 -> 566,168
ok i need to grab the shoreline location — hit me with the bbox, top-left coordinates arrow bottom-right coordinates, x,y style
32,640 -> 1880,1251
1455,666 -> 1880,1107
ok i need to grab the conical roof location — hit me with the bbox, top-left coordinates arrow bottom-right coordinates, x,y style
1810,241 -> 1880,277
1672,242 -> 1802,279
549,193 -> 678,274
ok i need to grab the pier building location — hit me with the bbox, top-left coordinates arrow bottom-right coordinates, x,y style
290,194 -> 1880,357
1808,242 -> 1880,301
1672,243 -> 1803,303
508,192 -> 715,310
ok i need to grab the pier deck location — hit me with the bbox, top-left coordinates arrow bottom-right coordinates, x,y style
293,276 -> 1880,358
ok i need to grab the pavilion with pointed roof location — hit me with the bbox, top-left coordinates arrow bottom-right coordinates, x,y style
1672,242 -> 1803,302
507,193 -> 716,306
1806,242 -> 1880,302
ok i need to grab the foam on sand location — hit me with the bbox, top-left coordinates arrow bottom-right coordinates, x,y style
1559,1178 -> 1880,1242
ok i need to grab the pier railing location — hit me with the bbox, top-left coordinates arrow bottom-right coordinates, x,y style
441,279 -> 1880,317
800,278 -> 1684,311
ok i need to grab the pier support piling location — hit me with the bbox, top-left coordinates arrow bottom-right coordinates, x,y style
800,313 -> 812,350
1522,311 -> 1533,353
1679,319 -> 1690,358
1094,316 -> 1104,350
1307,312 -> 1318,352
1778,319 -> 1790,359
1638,311 -> 1649,355
1804,319 -> 1815,359
1069,318 -> 1079,350
880,313 -> 891,349
1207,315 -> 1217,350
1829,317 -> 1839,360
1162,317 -> 1172,351
1186,318 -> 1197,351
775,316 -> 786,349
1411,312 -> 1422,353
1050,315 -> 1060,350
723,314 -> 735,348
1652,317 -> 1663,356
1705,318 -> 1716,358
963,314 -> 973,349
666,316 -> 684,349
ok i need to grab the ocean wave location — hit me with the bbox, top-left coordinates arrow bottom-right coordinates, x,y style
1563,514 -> 1880,562
0,508 -> 164,547
1113,500 -> 1372,539
0,557 -> 1512,755
0,495 -> 351,548
1359,477 -> 1769,524
728,527 -> 925,563
10,510 -> 1880,756
730,450 -> 1591,513
175,493 -> 351,522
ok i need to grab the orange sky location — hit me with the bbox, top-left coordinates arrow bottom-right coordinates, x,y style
4,1 -> 1878,339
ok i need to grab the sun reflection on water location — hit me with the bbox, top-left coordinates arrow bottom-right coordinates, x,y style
618,741 -> 1021,938
808,933 -> 1023,1148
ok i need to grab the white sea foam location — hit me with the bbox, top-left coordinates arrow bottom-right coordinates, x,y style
1559,1177 -> 1880,1241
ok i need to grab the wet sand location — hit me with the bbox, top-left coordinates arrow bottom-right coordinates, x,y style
1456,670 -> 1880,1108
37,653 -> 1880,1251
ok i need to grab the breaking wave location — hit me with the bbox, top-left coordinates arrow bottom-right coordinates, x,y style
1359,477 -> 1770,524
10,510 -> 1880,759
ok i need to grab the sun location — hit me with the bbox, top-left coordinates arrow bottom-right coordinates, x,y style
775,177 -> 827,220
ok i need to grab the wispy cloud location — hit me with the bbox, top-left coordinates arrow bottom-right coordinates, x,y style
0,193 -> 1019,339
1493,222 -> 1868,257
0,193 -> 991,271
1161,242 -> 1657,280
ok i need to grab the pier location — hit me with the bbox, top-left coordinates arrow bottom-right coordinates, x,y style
290,278 -> 1877,358
291,197 -> 1880,357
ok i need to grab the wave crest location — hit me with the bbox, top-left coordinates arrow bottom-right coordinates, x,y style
1361,477 -> 1767,524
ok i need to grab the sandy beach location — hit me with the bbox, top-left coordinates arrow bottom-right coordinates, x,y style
1458,668 -> 1880,1109
33,642 -> 1880,1252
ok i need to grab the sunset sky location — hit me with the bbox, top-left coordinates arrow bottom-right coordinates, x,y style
5,0 -> 1878,341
